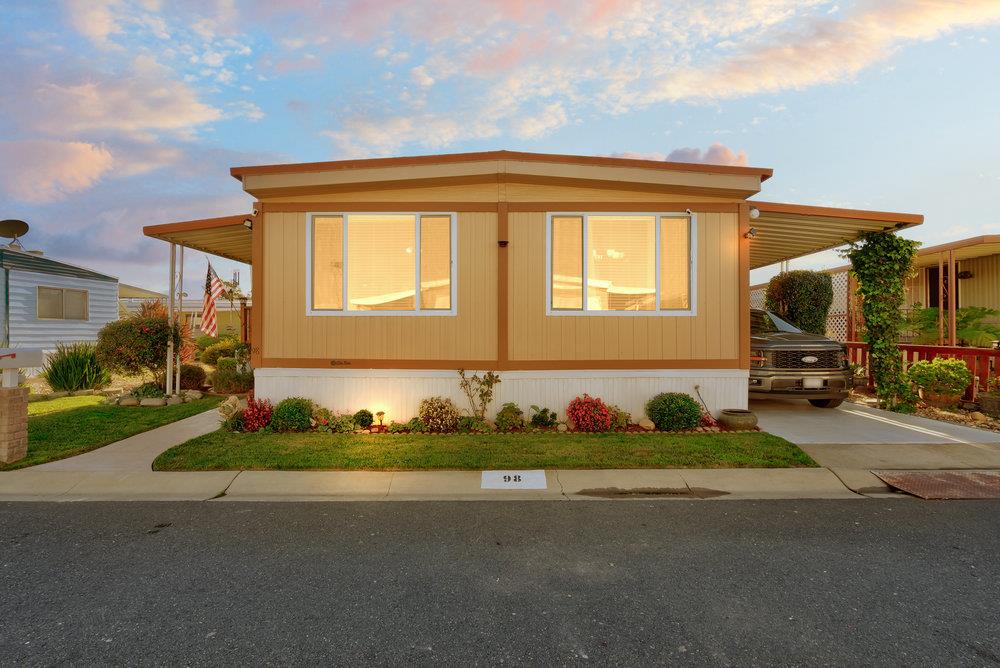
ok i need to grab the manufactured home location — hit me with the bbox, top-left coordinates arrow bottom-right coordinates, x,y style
0,246 -> 118,355
144,150 -> 922,418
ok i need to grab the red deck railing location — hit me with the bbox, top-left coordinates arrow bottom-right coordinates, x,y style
846,342 -> 1000,400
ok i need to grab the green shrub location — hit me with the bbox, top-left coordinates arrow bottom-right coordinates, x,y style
271,397 -> 315,432
388,417 -> 428,433
328,414 -> 357,433
457,415 -> 493,432
42,342 -> 110,391
418,397 -> 460,432
97,314 -> 181,378
907,358 -> 972,397
210,368 -> 254,394
201,338 -> 239,366
157,363 -> 208,390
222,411 -> 245,432
765,270 -> 833,335
196,335 -> 219,351
216,357 -> 238,373
353,409 -> 374,428
645,392 -> 701,431
494,402 -> 525,432
131,382 -> 166,399
609,404 -> 631,430
906,305 -> 1000,348
529,405 -> 558,428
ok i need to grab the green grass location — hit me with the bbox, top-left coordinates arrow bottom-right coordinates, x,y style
2,396 -> 223,471
153,430 -> 817,471
28,395 -> 104,416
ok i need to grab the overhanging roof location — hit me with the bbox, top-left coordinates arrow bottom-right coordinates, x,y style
230,149 -> 774,181
748,201 -> 923,270
911,235 -> 1000,268
143,214 -> 253,264
230,150 -> 773,200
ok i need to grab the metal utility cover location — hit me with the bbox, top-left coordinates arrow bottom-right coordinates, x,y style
871,470 -> 1000,499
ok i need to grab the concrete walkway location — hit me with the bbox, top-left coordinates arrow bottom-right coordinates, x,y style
3,400 -> 1000,502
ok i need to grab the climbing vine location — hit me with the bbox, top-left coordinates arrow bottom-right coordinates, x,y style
844,231 -> 920,412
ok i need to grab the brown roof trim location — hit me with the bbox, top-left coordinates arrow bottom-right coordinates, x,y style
912,234 -> 1000,256
143,214 -> 253,237
750,201 -> 923,225
230,149 -> 774,181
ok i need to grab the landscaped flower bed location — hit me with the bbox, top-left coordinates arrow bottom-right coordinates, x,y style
215,382 -> 758,437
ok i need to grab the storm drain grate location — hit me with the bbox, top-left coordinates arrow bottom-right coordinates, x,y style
871,470 -> 1000,499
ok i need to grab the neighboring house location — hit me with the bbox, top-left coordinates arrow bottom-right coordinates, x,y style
0,246 -> 118,359
752,234 -> 1000,344
144,150 -> 921,418
119,285 -> 248,339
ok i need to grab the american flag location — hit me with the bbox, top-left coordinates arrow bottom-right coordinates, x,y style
201,262 -> 226,337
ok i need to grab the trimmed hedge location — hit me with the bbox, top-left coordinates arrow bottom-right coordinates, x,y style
765,270 -> 833,335
645,392 -> 701,431
271,397 -> 315,432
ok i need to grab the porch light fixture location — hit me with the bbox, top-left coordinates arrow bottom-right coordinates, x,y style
749,206 -> 760,219
243,218 -> 253,229
744,227 -> 758,239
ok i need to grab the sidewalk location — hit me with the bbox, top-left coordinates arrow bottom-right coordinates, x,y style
3,408 -> 1000,502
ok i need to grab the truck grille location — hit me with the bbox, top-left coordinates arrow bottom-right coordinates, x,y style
770,349 -> 842,369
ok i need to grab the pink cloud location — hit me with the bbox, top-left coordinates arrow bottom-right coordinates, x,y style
0,140 -> 115,203
612,143 -> 749,167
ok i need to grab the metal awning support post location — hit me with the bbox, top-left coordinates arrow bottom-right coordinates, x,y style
937,254 -> 944,346
175,245 -> 184,395
948,250 -> 957,347
166,243 -> 175,396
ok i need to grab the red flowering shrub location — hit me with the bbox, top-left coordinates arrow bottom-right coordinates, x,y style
242,391 -> 273,431
566,394 -> 613,432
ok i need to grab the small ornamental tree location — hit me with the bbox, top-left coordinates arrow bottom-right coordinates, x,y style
96,312 -> 182,382
764,270 -> 833,335
845,231 -> 920,412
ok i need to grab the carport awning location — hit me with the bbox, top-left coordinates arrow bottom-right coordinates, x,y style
911,235 -> 1000,268
748,201 -> 923,270
143,214 -> 253,264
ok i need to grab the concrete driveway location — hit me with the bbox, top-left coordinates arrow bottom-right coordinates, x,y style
752,398 -> 1000,472
751,398 -> 1000,445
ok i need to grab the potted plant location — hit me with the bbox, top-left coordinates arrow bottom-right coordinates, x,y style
906,357 -> 973,408
979,377 -> 1000,418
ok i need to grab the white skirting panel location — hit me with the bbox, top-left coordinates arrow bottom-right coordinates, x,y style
255,368 -> 749,422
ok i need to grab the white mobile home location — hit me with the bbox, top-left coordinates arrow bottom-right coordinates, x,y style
0,247 -> 118,355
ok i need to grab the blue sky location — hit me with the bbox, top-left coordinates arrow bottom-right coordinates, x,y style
1,0 -> 999,295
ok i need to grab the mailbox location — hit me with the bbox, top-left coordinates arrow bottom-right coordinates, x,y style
0,348 -> 44,369
0,348 -> 44,388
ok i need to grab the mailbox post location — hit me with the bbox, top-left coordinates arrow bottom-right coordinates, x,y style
0,348 -> 43,464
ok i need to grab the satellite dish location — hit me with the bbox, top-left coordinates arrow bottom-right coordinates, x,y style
0,220 -> 29,239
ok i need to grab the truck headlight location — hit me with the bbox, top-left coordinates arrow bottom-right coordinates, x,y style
750,350 -> 767,368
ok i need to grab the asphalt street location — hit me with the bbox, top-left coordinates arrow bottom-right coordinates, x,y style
2,500 -> 999,666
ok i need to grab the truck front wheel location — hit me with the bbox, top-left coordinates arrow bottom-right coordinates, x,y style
809,398 -> 844,408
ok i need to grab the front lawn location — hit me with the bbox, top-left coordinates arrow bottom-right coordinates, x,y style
153,430 -> 816,471
2,396 -> 223,471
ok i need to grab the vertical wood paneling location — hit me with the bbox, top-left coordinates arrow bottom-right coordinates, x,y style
263,211 -> 497,360
507,211 -> 739,362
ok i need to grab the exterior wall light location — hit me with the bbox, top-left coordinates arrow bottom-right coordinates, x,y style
744,227 -> 758,239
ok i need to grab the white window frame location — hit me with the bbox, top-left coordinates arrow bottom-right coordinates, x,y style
305,212 -> 458,317
545,212 -> 697,317
36,286 -> 90,321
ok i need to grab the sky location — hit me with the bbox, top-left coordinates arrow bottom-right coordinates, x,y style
1,0 -> 999,296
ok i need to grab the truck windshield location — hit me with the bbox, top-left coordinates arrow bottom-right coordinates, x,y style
751,310 -> 802,334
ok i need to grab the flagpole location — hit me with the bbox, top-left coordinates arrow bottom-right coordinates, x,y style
175,245 -> 184,395
166,244 -> 175,396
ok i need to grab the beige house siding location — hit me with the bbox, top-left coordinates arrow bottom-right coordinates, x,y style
507,210 -> 739,362
261,210 -> 497,361
957,254 -> 1000,323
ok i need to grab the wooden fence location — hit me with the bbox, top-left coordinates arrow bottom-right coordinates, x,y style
846,342 -> 1000,400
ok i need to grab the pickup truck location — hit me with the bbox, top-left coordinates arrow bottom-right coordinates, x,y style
749,309 -> 853,408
